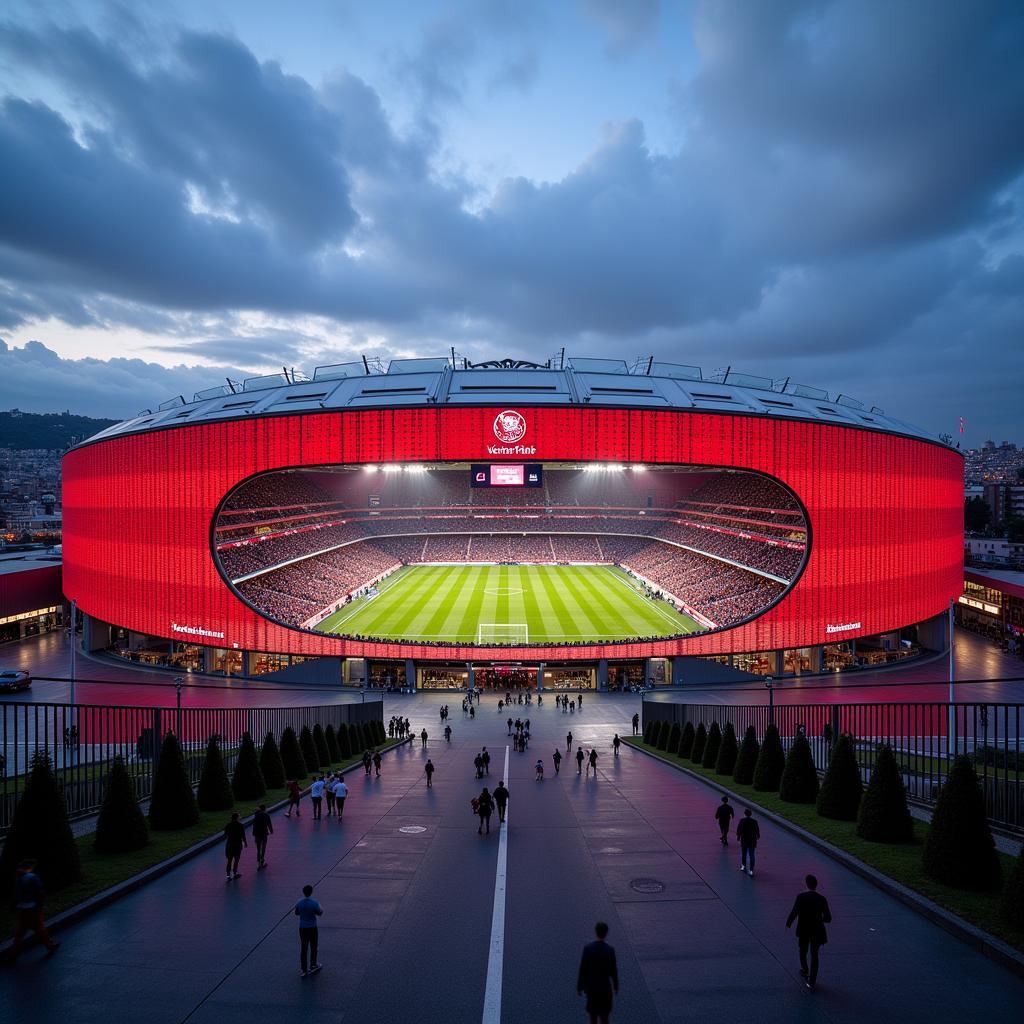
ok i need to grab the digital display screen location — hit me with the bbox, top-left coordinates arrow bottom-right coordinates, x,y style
470,464 -> 543,487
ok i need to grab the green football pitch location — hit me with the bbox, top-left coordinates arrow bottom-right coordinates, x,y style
314,563 -> 702,643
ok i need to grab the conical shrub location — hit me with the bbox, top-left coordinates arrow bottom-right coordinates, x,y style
1001,846 -> 1024,930
922,755 -> 1001,891
752,723 -> 785,792
259,732 -> 286,789
678,722 -> 695,759
643,720 -> 656,744
715,723 -> 739,776
0,751 -> 81,889
149,732 -> 200,830
232,732 -> 266,801
95,757 -> 149,854
299,726 -> 320,771
655,720 -> 670,751
816,733 -> 862,820
733,726 -> 759,785
350,723 -> 366,753
313,724 -> 331,766
324,724 -> 341,763
702,722 -> 722,769
279,727 -> 307,780
197,736 -> 233,811
690,723 -> 707,764
667,722 -> 681,755
856,746 -> 913,843
336,723 -> 352,760
372,721 -> 385,745
779,732 -> 819,803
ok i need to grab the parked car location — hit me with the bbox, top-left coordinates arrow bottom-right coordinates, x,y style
0,669 -> 32,693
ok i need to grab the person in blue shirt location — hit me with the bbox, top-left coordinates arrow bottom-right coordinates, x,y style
294,884 -> 324,977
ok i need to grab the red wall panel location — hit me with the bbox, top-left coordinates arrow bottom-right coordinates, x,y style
61,407 -> 964,661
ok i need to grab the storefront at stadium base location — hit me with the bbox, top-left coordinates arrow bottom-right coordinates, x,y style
82,609 -> 949,691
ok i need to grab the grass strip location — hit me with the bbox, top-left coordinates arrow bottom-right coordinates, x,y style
624,737 -> 1024,955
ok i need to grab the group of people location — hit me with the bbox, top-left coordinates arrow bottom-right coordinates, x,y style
507,717 -> 531,751
285,772 -> 349,822
387,716 -> 412,739
556,693 -> 582,713
471,779 -> 509,833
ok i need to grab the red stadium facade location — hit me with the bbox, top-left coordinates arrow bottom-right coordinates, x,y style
63,404 -> 963,684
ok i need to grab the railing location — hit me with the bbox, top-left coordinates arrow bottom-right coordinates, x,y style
642,698 -> 1024,835
0,699 -> 384,833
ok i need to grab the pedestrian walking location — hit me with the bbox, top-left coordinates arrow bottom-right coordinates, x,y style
362,750 -> 372,776
576,748 -> 585,774
333,775 -> 348,820
566,731 -> 573,752
372,750 -> 382,777
325,776 -> 336,818
223,811 -> 247,880
310,776 -> 325,820
5,859 -> 59,959
587,748 -> 598,777
786,875 -> 832,991
553,749 -> 562,774
535,759 -> 545,781
714,795 -> 734,846
612,734 -> 621,756
577,921 -> 618,1024
736,809 -> 760,877
285,779 -> 301,818
253,804 -> 273,868
507,717 -> 514,735
474,753 -> 484,779
425,759 -> 435,788
444,725 -> 452,743
482,747 -> 491,775
476,787 -> 494,834
494,780 -> 509,822
421,729 -> 428,749
294,884 -> 324,977
578,695 -> 583,709
631,713 -> 639,736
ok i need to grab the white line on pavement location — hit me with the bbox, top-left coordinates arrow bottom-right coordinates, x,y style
481,744 -> 510,1024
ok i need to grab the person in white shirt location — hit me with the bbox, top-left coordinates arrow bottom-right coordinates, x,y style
333,776 -> 348,821
310,776 -> 325,820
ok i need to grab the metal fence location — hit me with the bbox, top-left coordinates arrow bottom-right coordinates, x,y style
0,698 -> 384,833
642,698 -> 1024,835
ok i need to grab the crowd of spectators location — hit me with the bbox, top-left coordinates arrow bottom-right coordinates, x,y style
658,522 -> 804,578
549,535 -> 604,561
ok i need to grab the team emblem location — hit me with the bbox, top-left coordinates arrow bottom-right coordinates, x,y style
493,410 -> 527,444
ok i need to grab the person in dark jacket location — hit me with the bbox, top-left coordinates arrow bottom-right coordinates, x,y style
576,747 -> 585,774
223,812 -> 247,880
786,874 -> 832,990
7,859 -> 59,958
735,808 -> 760,876
477,788 -> 494,834
252,804 -> 273,869
424,759 -> 435,787
552,749 -> 562,774
631,712 -> 640,736
494,780 -> 510,822
714,795 -> 734,846
577,921 -> 619,1023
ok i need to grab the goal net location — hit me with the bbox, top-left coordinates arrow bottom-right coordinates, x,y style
477,623 -> 529,645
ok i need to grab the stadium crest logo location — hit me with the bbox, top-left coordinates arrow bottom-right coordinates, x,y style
493,409 -> 527,444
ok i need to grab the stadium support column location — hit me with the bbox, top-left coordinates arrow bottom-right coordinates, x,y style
405,659 -> 416,692
467,663 -> 475,692
671,657 -> 685,686
537,662 -> 545,691
597,659 -> 608,691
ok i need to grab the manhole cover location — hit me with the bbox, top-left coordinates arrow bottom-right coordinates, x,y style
398,825 -> 427,834
629,877 -> 665,894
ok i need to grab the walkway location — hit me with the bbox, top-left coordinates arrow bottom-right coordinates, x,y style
5,694 -> 1023,1023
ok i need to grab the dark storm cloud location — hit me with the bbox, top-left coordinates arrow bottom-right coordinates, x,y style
0,2 -> 1021,435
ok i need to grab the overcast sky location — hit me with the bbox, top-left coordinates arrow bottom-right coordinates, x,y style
0,1 -> 1021,444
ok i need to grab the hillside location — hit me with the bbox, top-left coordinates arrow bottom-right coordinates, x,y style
0,410 -> 118,450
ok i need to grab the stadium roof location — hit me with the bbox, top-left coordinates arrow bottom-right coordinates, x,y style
76,355 -> 950,449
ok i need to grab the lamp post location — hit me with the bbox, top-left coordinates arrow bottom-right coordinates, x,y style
765,676 -> 775,726
174,676 -> 184,741
948,597 -> 956,758
69,597 -> 77,707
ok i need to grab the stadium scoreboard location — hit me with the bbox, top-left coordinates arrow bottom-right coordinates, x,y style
470,464 -> 543,488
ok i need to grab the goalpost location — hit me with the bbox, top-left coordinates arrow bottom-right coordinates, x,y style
477,623 -> 529,645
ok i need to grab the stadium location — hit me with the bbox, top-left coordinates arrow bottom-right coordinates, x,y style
61,356 -> 964,690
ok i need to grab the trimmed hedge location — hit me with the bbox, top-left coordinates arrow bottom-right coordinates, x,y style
299,726 -> 321,772
678,722 -> 695,759
655,720 -> 670,751
336,723 -> 352,761
752,723 -> 785,792
733,726 -> 759,785
690,723 -> 707,765
0,752 -> 82,890
779,732 -> 819,804
715,722 -> 738,776
232,731 -> 267,801
279,727 -> 307,780
856,745 -> 913,843
667,722 -> 681,756
643,720 -> 656,744
922,755 -> 1002,891
351,723 -> 366,753
313,724 -> 331,767
816,733 -> 862,820
197,736 -> 234,812
149,733 -> 200,831
95,757 -> 149,854
324,724 -> 341,763
1002,846 -> 1024,930
701,722 -> 722,770
259,732 -> 286,790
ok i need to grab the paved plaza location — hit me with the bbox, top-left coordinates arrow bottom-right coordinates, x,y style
4,691 -> 1023,1024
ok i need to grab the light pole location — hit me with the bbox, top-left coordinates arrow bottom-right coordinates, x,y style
69,597 -> 77,707
765,676 -> 774,726
174,676 -> 184,741
948,596 -> 956,757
